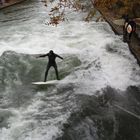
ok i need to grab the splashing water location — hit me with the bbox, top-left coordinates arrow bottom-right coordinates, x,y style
0,0 -> 140,140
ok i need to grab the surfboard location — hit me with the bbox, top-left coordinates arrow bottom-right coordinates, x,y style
32,80 -> 58,85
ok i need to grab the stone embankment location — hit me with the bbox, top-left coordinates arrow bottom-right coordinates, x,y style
0,0 -> 24,9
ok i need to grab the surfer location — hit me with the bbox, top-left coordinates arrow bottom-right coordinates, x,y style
37,50 -> 63,82
123,15 -> 136,42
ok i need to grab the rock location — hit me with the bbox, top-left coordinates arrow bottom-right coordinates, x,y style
115,0 -> 125,9
133,3 -> 140,18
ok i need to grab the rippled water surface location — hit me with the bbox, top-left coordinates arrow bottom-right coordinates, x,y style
0,0 -> 140,140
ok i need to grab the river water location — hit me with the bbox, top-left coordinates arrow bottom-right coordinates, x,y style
0,0 -> 140,140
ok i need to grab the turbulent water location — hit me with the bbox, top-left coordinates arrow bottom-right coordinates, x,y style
0,0 -> 140,140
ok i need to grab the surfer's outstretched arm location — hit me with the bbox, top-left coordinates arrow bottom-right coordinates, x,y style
55,54 -> 63,60
37,53 -> 49,58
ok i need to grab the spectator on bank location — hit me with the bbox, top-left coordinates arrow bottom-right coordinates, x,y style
122,15 -> 136,43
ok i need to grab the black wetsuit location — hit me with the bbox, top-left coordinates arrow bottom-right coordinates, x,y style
39,51 -> 63,81
123,20 -> 136,42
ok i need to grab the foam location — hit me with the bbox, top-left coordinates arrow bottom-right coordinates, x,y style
0,0 -> 140,139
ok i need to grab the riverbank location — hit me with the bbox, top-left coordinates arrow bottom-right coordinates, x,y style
0,0 -> 24,9
98,9 -> 140,65
91,1 -> 140,65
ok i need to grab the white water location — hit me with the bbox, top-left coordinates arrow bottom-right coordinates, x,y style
0,0 -> 140,139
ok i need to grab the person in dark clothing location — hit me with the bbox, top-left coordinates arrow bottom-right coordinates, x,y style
122,14 -> 129,33
37,50 -> 63,82
123,15 -> 136,42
